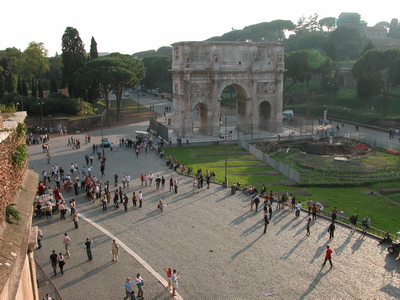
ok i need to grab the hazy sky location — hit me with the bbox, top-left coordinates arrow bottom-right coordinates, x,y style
2,0 -> 397,57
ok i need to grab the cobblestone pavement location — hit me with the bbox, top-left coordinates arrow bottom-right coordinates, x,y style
30,117 -> 400,300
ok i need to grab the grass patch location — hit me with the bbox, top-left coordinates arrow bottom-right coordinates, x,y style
164,144 -> 400,234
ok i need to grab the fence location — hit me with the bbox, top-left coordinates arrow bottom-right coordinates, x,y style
237,139 -> 301,184
35,259 -> 63,300
316,210 -> 396,240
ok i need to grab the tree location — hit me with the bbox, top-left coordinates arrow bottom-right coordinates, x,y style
352,48 -> 400,116
17,76 -> 23,95
326,42 -> 338,62
141,55 -> 172,92
23,42 -> 49,80
21,78 -> 28,96
374,21 -> 390,30
319,17 -> 336,32
294,31 -> 328,51
388,18 -> 400,38
46,54 -> 63,89
285,49 -> 335,116
50,75 -> 58,94
38,79 -> 44,98
329,25 -> 364,60
61,27 -> 86,98
295,14 -> 320,35
89,37 -> 98,60
31,78 -> 37,98
74,54 -> 146,125
360,40 -> 375,57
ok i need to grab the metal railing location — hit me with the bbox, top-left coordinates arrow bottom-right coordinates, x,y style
35,259 -> 63,300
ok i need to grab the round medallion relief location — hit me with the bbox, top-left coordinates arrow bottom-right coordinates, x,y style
266,82 -> 275,93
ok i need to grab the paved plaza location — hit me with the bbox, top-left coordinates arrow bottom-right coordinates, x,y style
29,110 -> 400,299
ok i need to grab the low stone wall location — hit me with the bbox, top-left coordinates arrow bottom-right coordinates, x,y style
25,115 -> 102,134
0,112 -> 28,224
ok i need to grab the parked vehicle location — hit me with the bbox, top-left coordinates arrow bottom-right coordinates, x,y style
101,138 -> 111,147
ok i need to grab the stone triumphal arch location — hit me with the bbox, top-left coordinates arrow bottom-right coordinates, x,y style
170,41 -> 285,137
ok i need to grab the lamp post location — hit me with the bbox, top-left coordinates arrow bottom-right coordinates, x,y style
220,109 -> 229,188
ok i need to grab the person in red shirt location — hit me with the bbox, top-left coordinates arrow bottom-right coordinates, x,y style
322,245 -> 333,268
311,204 -> 317,220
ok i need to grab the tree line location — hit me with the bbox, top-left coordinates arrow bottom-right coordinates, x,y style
0,27 -> 146,125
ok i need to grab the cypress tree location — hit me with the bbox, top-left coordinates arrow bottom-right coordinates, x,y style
31,78 -> 37,98
22,78 -> 28,96
38,79 -> 44,98
17,76 -> 22,95
90,36 -> 99,60
50,75 -> 58,94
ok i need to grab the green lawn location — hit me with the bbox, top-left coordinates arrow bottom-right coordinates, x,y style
163,144 -> 400,235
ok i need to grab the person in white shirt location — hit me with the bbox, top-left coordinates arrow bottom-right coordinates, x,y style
126,174 -> 131,188
138,191 -> 143,207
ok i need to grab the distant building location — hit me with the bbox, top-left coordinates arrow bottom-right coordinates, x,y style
337,12 -> 367,36
366,26 -> 387,41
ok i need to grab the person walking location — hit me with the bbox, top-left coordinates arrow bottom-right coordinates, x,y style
268,204 -> 273,220
100,164 -> 105,176
124,277 -> 133,300
295,201 -> 301,218
328,221 -> 335,239
161,176 -> 165,189
84,237 -> 93,261
102,195 -> 107,211
350,214 -> 358,233
164,267 -> 172,290
192,178 -> 197,193
158,199 -> 165,213
72,211 -> 79,229
171,269 -> 180,296
49,250 -> 58,275
173,179 -> 178,194
263,214 -> 270,234
254,195 -> 260,212
59,201 -> 66,220
135,273 -> 146,299
114,173 -> 118,187
305,217 -> 311,237
123,194 -> 129,212
57,253 -> 66,275
322,245 -> 333,268
63,233 -> 71,257
111,239 -> 120,262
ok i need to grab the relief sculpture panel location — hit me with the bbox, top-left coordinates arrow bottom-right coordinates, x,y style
190,83 -> 212,100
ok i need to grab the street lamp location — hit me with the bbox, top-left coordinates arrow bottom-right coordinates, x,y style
220,109 -> 229,188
